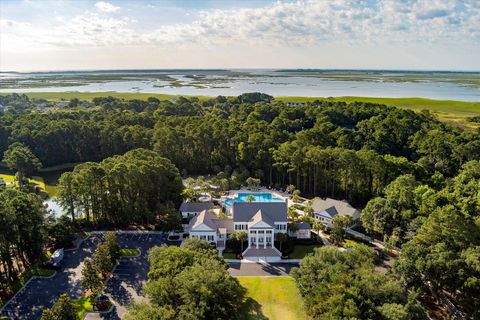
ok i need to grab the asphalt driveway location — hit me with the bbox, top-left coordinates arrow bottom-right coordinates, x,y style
227,262 -> 298,276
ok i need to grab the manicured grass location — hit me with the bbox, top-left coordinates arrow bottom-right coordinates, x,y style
289,244 -> 322,259
0,168 -> 60,197
222,251 -> 237,259
72,296 -> 94,319
276,96 -> 480,129
238,276 -> 307,320
119,248 -> 140,256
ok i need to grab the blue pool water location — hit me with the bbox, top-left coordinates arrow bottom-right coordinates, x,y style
223,193 -> 284,207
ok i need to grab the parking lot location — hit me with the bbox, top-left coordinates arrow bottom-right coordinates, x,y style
102,233 -> 171,319
0,232 -> 298,320
0,232 -> 170,320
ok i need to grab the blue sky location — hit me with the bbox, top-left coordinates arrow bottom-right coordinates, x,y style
1,0 -> 479,71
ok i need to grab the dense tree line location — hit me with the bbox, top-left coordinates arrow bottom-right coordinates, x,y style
2,93 -> 479,206
0,187 -> 77,300
292,246 -> 426,319
57,148 -> 183,226
357,159 -> 480,317
0,188 -> 45,297
125,239 -> 245,320
1,93 -> 480,317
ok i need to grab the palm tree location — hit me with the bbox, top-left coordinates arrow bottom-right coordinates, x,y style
232,231 -> 248,253
313,221 -> 322,235
246,195 -> 256,202
288,207 -> 299,222
276,233 -> 288,252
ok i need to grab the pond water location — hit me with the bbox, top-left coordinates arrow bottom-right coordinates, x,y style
43,198 -> 64,218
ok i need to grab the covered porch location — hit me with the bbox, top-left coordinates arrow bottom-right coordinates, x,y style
248,228 -> 274,249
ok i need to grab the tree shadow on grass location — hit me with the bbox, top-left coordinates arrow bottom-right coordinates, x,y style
238,297 -> 268,320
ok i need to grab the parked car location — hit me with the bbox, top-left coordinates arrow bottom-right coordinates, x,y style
43,248 -> 64,270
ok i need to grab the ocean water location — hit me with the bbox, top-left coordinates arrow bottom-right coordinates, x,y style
1,69 -> 479,101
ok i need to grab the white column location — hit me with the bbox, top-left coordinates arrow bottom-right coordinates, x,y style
256,231 -> 259,249
264,232 -> 267,249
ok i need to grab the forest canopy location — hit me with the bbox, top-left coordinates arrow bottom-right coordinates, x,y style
2,93 -> 479,208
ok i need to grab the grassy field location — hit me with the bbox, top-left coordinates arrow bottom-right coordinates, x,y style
289,244 -> 322,259
0,169 -> 59,197
1,91 -> 207,102
276,96 -> 480,129
238,276 -> 307,320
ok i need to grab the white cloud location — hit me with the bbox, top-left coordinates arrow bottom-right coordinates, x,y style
142,0 -> 479,46
94,1 -> 120,13
2,0 -> 479,49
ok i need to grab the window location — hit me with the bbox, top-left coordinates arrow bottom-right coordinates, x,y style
208,235 -> 214,241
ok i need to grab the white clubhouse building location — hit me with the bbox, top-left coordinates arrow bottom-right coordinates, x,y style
187,196 -> 288,260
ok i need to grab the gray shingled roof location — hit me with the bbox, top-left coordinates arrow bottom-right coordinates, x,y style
233,202 -> 287,223
189,210 -> 217,230
189,210 -> 234,232
294,222 -> 311,230
179,202 -> 214,212
217,219 -> 234,233
248,210 -> 274,228
311,198 -> 359,220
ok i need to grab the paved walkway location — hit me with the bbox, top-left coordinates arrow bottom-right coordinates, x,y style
227,262 -> 298,276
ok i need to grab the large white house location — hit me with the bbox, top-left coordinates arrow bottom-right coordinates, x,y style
311,197 -> 360,227
188,199 -> 288,260
187,210 -> 232,247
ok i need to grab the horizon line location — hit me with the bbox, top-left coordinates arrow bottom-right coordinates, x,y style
1,68 -> 480,74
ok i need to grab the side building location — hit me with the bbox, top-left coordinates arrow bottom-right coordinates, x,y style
179,202 -> 214,219
311,197 -> 360,227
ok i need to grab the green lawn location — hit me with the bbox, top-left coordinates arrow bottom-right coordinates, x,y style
289,244 -> 322,259
119,248 -> 140,256
222,251 -> 237,259
0,167 -> 61,197
72,296 -> 94,319
238,276 -> 307,320
276,96 -> 480,129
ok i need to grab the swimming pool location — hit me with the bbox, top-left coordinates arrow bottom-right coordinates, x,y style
223,193 -> 285,207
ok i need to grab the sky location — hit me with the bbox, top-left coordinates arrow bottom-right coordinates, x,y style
0,0 -> 479,71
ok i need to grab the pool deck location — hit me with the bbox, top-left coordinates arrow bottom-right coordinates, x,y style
220,187 -> 299,208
